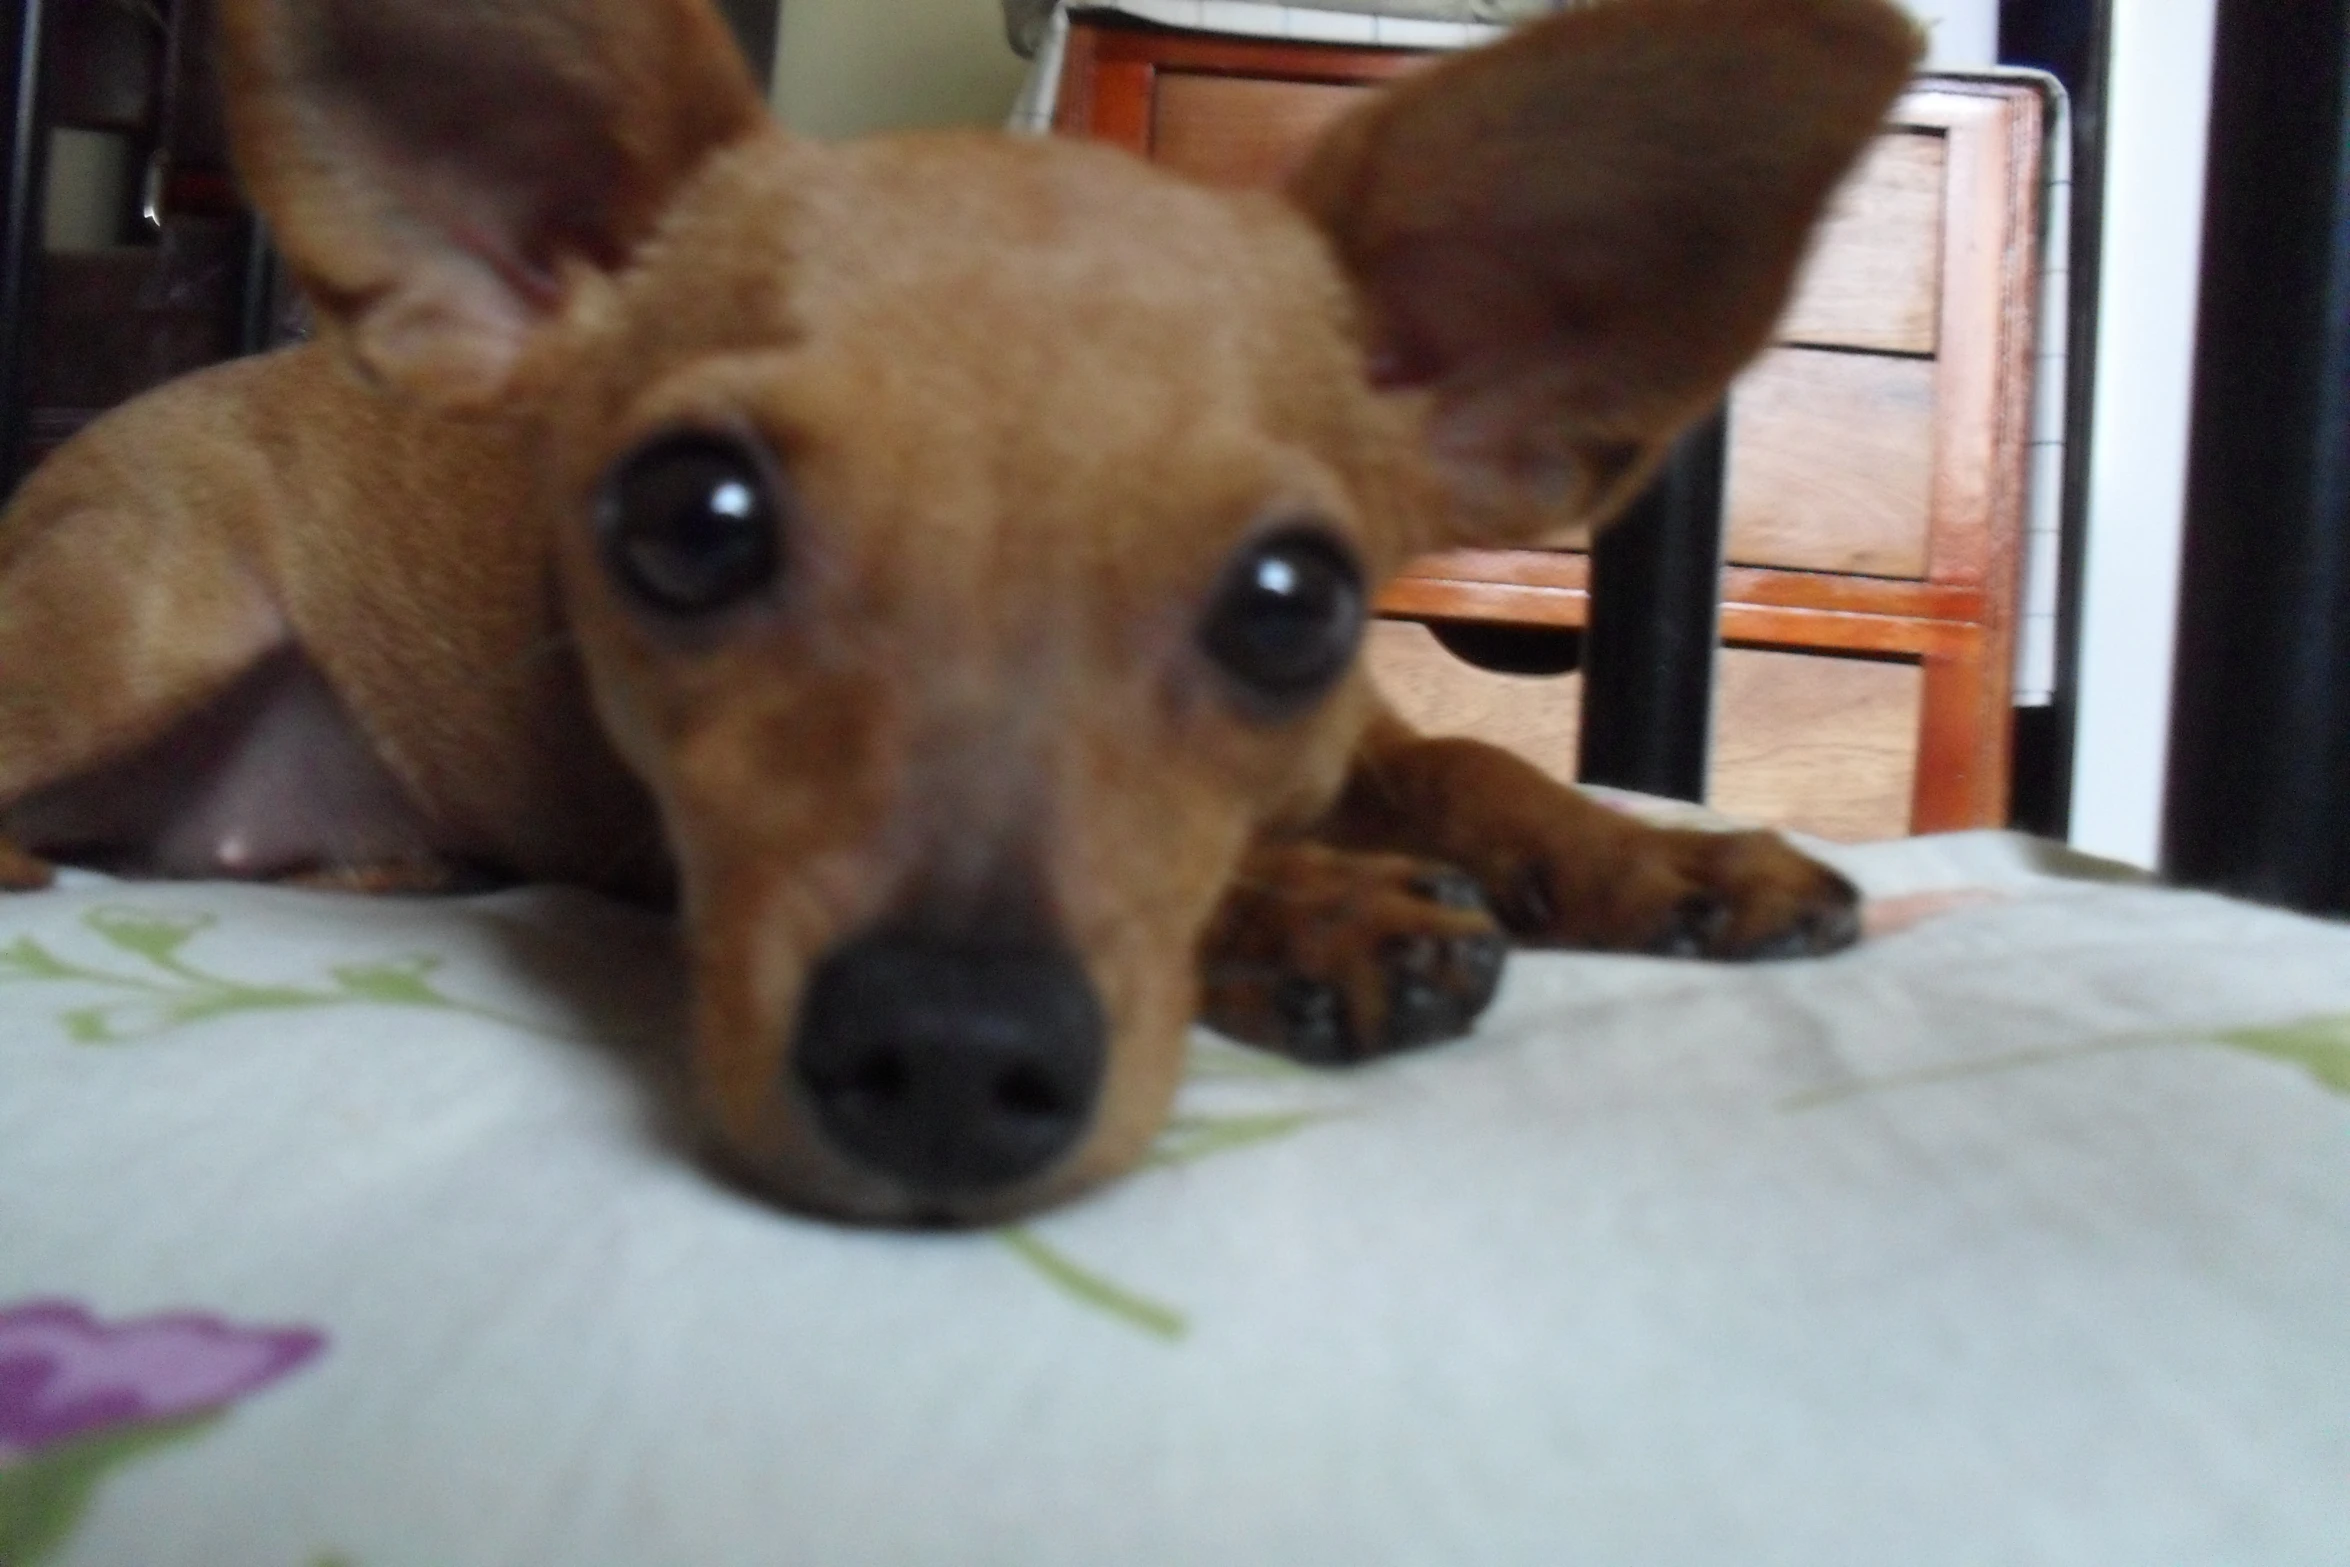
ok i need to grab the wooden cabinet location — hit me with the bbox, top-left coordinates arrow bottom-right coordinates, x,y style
1054,18 -> 2044,839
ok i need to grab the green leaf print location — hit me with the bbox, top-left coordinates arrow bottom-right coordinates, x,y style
0,935 -> 79,982
328,955 -> 451,1007
997,1229 -> 1189,1341
1183,1035 -> 1314,1082
995,1038 -> 1344,1341
1786,1012 -> 2350,1109
1147,1110 -> 1325,1169
0,1414 -> 219,1567
2212,1015 -> 2350,1095
83,907 -> 214,970
0,906 -> 562,1044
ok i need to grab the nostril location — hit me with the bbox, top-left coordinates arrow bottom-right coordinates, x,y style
992,1062 -> 1065,1120
844,1048 -> 910,1108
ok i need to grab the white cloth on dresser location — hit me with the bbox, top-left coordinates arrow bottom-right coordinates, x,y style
1005,0 -> 1560,58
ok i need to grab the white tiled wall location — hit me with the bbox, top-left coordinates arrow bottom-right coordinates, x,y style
2014,76 -> 2072,707
1901,0 -> 1997,69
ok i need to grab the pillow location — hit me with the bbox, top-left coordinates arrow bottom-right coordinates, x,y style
4,831 -> 2346,1565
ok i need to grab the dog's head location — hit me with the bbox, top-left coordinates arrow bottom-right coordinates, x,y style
219,0 -> 1915,1221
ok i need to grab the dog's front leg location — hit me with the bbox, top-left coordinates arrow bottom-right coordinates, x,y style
1325,712 -> 1863,960
1198,711 -> 1862,1063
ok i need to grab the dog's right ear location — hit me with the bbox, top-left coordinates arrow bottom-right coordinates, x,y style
220,0 -> 766,404
1290,0 -> 1919,541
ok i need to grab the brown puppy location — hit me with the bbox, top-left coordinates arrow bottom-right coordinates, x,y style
0,0 -> 1917,1223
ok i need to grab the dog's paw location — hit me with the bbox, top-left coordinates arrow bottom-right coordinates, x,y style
1200,843 -> 1508,1063
1506,825 -> 1861,960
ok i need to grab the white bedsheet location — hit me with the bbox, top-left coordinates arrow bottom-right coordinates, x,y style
3,829 -> 2346,1565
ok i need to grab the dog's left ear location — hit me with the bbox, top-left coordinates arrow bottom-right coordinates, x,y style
1291,0 -> 1920,541
220,0 -> 766,404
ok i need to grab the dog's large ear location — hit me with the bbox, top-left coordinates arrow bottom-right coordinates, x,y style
220,0 -> 765,403
1291,0 -> 1919,539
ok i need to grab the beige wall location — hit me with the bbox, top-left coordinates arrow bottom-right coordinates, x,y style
41,130 -> 129,252
769,0 -> 1033,140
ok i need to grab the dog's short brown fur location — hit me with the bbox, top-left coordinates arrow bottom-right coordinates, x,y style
0,0 -> 1917,1222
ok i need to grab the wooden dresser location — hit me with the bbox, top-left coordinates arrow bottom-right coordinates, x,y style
1053,19 -> 2044,840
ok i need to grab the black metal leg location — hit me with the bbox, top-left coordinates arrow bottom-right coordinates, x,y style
1576,407 -> 1730,802
712,0 -> 781,93
1,0 -> 49,501
2161,0 -> 2350,915
236,214 -> 279,355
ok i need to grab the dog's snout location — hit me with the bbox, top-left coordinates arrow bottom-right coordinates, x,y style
790,933 -> 1105,1196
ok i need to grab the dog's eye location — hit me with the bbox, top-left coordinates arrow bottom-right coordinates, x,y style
1199,528 -> 1365,714
596,434 -> 780,616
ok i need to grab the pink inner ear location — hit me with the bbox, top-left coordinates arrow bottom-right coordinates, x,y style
1358,272 -> 1482,395
1367,344 -> 1440,392
352,104 -> 613,313
1356,236 -> 1613,403
437,207 -> 566,314
1355,243 -> 1489,394
342,248 -> 541,408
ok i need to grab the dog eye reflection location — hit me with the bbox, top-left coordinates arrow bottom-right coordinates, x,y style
1198,527 -> 1365,716
596,432 -> 782,618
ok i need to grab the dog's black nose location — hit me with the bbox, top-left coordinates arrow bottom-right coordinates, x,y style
790,933 -> 1105,1195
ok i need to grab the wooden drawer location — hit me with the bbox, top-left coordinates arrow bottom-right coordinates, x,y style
1725,347 -> 1936,577
1777,130 -> 1945,356
1150,72 -> 1364,187
1368,621 -> 1922,842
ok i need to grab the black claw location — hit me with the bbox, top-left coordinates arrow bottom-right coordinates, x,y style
1737,872 -> 1865,960
1272,973 -> 1353,1063
1501,860 -> 1556,933
1393,932 -> 1440,977
1455,927 -> 1509,1001
1650,893 -> 1729,956
1812,896 -> 1863,952
1408,865 -> 1490,913
1739,924 -> 1820,961
1812,874 -> 1865,950
1388,978 -> 1446,1038
1377,924 -> 1507,1051
1791,883 -> 1866,956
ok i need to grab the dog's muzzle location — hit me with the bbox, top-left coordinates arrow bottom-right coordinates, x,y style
789,932 -> 1105,1197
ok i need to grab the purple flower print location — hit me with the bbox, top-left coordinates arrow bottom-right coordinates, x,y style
0,1299 -> 324,1461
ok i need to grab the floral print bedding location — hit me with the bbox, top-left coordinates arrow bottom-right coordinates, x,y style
1,830 -> 2345,1565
